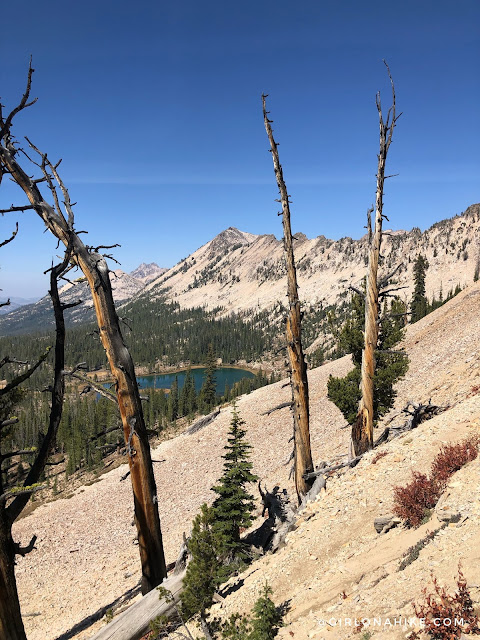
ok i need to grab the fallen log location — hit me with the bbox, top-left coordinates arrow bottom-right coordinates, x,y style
303,455 -> 363,481
88,571 -> 184,640
260,401 -> 292,416
185,409 -> 220,435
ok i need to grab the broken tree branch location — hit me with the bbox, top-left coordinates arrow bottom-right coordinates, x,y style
260,401 -> 293,416
0,222 -> 19,247
0,348 -> 51,397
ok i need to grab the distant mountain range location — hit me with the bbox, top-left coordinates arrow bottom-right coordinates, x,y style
0,296 -> 39,315
1,204 -> 479,337
0,263 -> 165,335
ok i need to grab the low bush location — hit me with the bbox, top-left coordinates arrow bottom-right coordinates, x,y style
409,566 -> 480,639
430,436 -> 479,490
371,451 -> 389,464
393,436 -> 479,528
393,472 -> 439,528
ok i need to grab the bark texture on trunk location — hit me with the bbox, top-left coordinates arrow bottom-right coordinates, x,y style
353,62 -> 398,456
0,142 -> 167,593
262,95 -> 314,502
0,515 -> 26,640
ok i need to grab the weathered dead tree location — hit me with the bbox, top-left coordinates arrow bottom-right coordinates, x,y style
0,62 -> 167,595
262,94 -> 314,502
374,400 -> 445,446
305,400 -> 444,489
0,250 -> 69,640
253,482 -> 297,552
88,570 -> 185,640
184,408 -> 220,435
352,61 -> 401,456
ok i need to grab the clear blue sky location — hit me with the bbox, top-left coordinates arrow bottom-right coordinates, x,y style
1,0 -> 479,298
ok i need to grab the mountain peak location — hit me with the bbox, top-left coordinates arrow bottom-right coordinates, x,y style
130,263 -> 167,284
208,227 -> 257,255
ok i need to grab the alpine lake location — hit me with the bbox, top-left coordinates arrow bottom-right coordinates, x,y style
136,367 -> 255,394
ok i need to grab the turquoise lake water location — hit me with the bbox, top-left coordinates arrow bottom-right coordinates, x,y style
136,367 -> 255,394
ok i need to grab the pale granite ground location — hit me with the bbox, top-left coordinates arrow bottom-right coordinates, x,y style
13,282 -> 480,640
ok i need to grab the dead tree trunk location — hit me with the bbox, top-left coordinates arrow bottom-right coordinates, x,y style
352,62 -> 400,456
262,94 -> 314,502
0,251 -> 71,640
0,514 -> 26,640
0,64 -> 167,594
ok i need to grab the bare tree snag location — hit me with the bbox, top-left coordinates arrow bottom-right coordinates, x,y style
0,62 -> 166,594
353,61 -> 400,456
0,250 -> 69,640
262,94 -> 314,502
88,570 -> 185,640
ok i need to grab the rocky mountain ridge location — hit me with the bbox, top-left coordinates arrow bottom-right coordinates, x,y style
139,204 -> 480,319
1,205 -> 479,338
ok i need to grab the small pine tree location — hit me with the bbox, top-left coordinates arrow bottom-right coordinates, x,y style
167,376 -> 179,422
220,584 -> 283,640
180,503 -> 222,622
179,368 -> 197,418
199,344 -> 217,413
327,293 -> 408,426
212,403 -> 258,565
410,254 -> 429,323
249,583 -> 283,640
221,613 -> 251,640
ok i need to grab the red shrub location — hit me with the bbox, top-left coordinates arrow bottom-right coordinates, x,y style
409,567 -> 480,639
393,472 -> 439,528
393,436 -> 479,528
371,451 -> 389,464
431,436 -> 479,490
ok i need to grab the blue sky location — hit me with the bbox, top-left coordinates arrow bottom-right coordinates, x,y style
1,0 -> 479,298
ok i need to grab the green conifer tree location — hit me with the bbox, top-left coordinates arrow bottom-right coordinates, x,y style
249,583 -> 283,640
327,293 -> 408,426
223,382 -> 231,403
199,344 -> 217,413
180,503 -> 222,622
410,254 -> 429,323
179,368 -> 196,417
211,403 -> 258,564
167,376 -> 179,422
220,583 -> 283,640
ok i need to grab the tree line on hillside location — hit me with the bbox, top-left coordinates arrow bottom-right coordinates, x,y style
410,253 -> 463,323
5,345 -> 277,486
0,299 -> 273,381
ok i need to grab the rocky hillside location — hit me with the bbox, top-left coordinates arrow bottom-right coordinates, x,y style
0,296 -> 39,315
1,206 -> 479,339
13,278 -> 480,640
139,204 -> 480,318
0,263 -> 165,334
